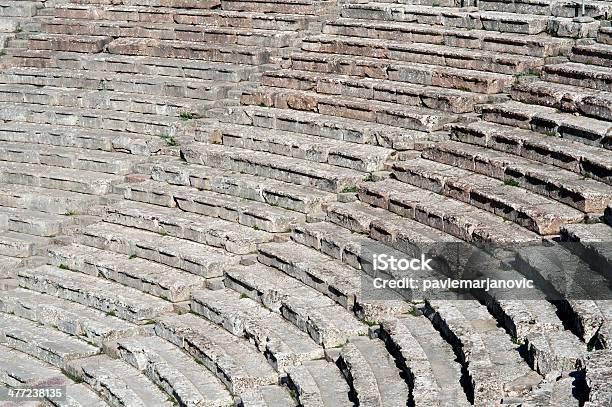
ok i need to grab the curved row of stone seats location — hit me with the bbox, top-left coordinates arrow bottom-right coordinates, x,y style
479,99 -> 611,150
0,288 -> 146,346
146,156 -> 336,214
479,0 -> 611,17
77,220 -> 239,279
391,156 -> 585,235
118,178 -> 305,231
0,344 -> 109,407
48,243 -> 209,302
0,313 -> 99,369
379,316 -> 471,406
323,14 -> 574,57
515,244 -> 612,347
447,121 -> 612,193
67,354 -> 179,407
357,178 -> 541,245
341,2 -> 599,36
102,200 -> 273,255
424,299 -> 543,404
335,335 -> 409,406
17,264 -> 174,324
209,105 -> 447,151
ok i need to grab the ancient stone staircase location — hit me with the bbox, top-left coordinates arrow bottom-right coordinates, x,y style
0,0 -> 611,405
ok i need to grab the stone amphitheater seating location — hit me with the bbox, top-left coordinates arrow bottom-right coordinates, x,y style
0,0 -> 611,405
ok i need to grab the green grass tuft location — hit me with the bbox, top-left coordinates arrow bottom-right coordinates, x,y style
341,186 -> 358,193
504,179 -> 520,187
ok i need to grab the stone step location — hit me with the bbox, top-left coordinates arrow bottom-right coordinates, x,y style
302,34 -> 543,74
0,343 -> 70,387
0,207 -> 76,237
424,299 -> 542,405
53,5 -> 313,31
148,157 -> 336,214
379,316 -> 470,406
542,62 -> 612,92
118,179 -> 304,232
0,161 -> 124,195
0,184 -> 100,215
116,335 -> 233,407
48,244 -> 207,302
80,221 -> 239,278
41,18 -> 299,48
323,18 -> 572,57
571,43 -> 612,68
29,33 -> 112,53
340,3 -> 550,34
479,0 -> 611,18
69,0 -> 220,8
599,26 -> 612,45
479,100 -> 612,148
241,86 -> 458,132
67,355 -> 174,407
0,2 -> 38,18
585,349 -> 612,405
511,80 -> 612,122
238,385 -> 298,407
0,141 -> 144,175
261,69 -> 493,113
224,264 -> 368,348
287,51 -> 515,94
106,37 -> 274,65
0,67 -> 235,99
0,255 -> 22,279
561,223 -> 612,282
17,265 -> 174,324
191,288 -> 324,371
3,49 -> 256,82
449,121 -> 612,189
0,231 -> 49,258
182,143 -> 366,193
0,83 -> 220,118
211,105 -> 446,150
209,122 -> 397,172
358,178 -> 541,245
337,336 -> 409,406
514,245 -> 612,347
392,157 -> 585,234
0,313 -> 99,369
522,375 -> 581,407
0,102 -> 178,136
285,360 -> 351,407
104,200 -> 272,255
0,288 -> 144,346
221,0 -> 335,14
0,121 -> 166,156
154,312 -> 279,395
